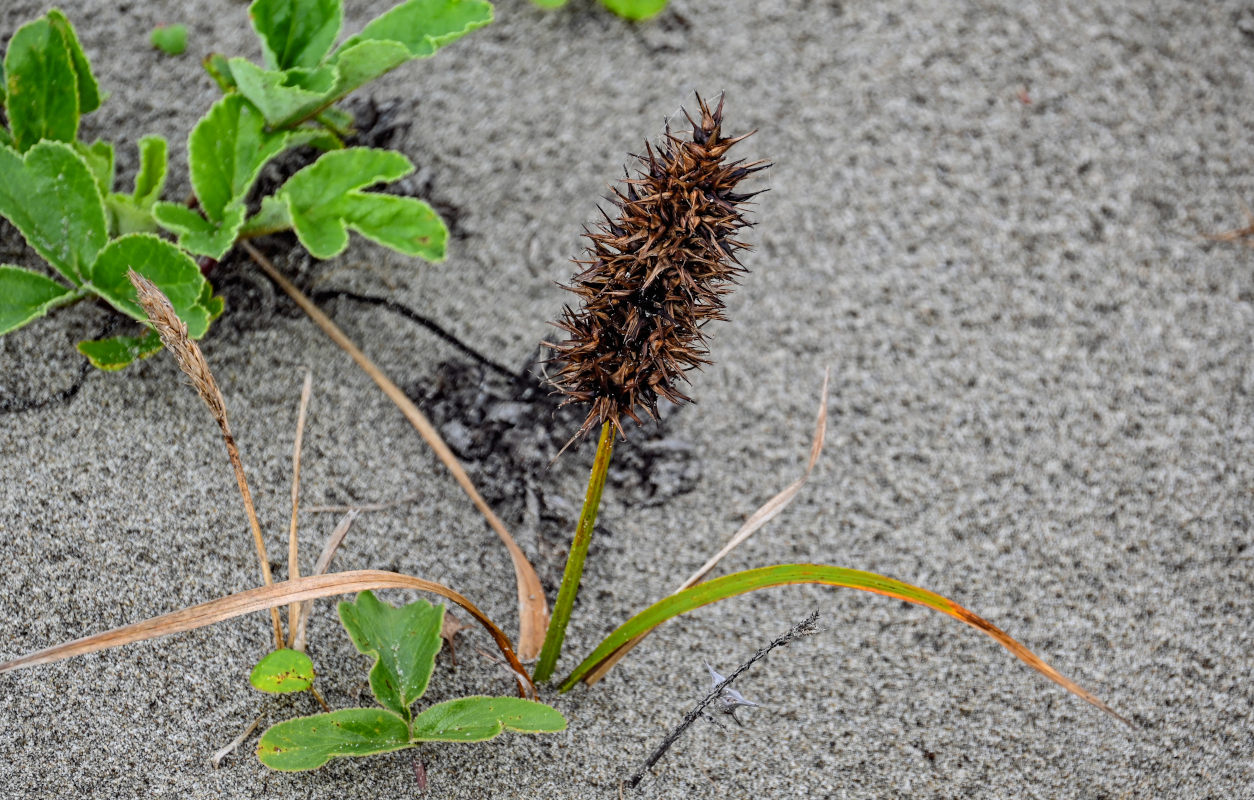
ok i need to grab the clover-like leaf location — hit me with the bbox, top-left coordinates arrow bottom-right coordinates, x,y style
257,708 -> 411,771
88,233 -> 221,338
0,265 -> 75,335
76,329 -> 162,371
411,697 -> 567,742
0,141 -> 106,284
338,591 -> 443,722
3,17 -> 80,152
278,147 -> 447,260
250,648 -> 316,693
250,0 -> 343,70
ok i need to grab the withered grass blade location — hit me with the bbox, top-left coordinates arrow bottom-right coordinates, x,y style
0,571 -> 536,699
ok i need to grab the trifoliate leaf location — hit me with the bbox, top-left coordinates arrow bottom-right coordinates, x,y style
250,649 -> 316,693
338,591 -> 443,722
0,264 -> 74,335
411,697 -> 567,742
257,708 -> 411,771
249,0 -> 342,70
88,233 -> 220,338
0,141 -> 106,284
278,147 -> 446,261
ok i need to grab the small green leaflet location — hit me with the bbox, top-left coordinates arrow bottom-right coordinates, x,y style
338,591 -> 444,722
599,0 -> 668,20
149,25 -> 188,57
411,697 -> 567,742
250,649 -> 316,693
76,329 -> 163,371
257,708 -> 411,771
0,265 -> 75,335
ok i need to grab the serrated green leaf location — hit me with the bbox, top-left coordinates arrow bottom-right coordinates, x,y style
149,24 -> 188,57
4,18 -> 80,151
76,328 -> 162,370
337,0 -> 494,61
279,147 -> 446,260
132,135 -> 168,207
338,591 -> 443,722
257,708 -> 411,771
47,10 -> 102,114
0,141 -> 106,284
75,139 -> 114,195
250,648 -> 316,693
250,0 -> 342,70
87,233 -> 219,337
411,697 -> 566,742
229,58 -> 335,128
599,0 -> 667,20
0,264 -> 74,334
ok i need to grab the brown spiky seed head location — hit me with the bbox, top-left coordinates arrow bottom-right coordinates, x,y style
549,94 -> 768,439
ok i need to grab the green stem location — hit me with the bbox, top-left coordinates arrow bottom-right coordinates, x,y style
532,421 -> 614,683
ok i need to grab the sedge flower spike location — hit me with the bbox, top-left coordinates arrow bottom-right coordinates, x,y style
549,93 -> 769,439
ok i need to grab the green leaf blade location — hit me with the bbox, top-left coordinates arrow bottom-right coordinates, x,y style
339,0 -> 494,60
257,708 -> 410,771
250,0 -> 343,70
250,648 -> 316,693
557,563 -> 1128,723
599,0 -> 668,20
0,265 -> 73,334
75,139 -> 115,195
229,58 -> 335,128
4,17 -> 80,151
338,591 -> 444,722
412,696 -> 566,742
76,329 -> 162,371
87,233 -> 220,337
47,10 -> 102,114
132,135 -> 169,207
0,141 -> 106,284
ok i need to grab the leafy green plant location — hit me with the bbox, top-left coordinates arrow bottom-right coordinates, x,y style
258,591 -> 564,771
531,0 -> 667,21
0,0 -> 491,369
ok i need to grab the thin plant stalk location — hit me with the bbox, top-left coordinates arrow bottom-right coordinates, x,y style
285,370 -> 313,647
533,421 -> 615,683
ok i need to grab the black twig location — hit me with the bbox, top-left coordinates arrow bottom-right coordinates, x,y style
624,610 -> 821,790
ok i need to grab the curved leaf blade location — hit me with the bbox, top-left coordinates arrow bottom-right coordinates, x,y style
338,591 -> 443,721
3,17 -> 79,151
76,329 -> 162,371
411,696 -> 566,742
257,708 -> 409,771
132,135 -> 169,207
0,570 -> 536,699
228,58 -> 335,128
47,10 -> 101,114
250,0 -> 342,70
337,0 -> 494,60
0,141 -> 106,284
87,233 -> 220,338
0,265 -> 73,334
559,563 -> 1129,724
250,648 -> 316,693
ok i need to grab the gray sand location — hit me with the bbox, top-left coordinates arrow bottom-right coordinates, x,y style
1,0 -> 1252,797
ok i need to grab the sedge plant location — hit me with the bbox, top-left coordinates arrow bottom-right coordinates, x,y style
530,95 -> 1130,734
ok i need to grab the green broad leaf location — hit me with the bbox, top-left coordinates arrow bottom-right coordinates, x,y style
557,564 -> 1125,723
87,233 -> 220,338
0,141 -> 106,284
150,24 -> 188,57
337,0 -> 494,61
151,202 -> 242,258
257,708 -> 411,771
249,0 -> 343,70
599,0 -> 668,20
75,139 -> 115,195
278,148 -> 447,260
203,53 -> 236,91
47,10 -> 102,114
411,697 -> 566,742
323,39 -> 411,101
0,264 -> 74,334
338,591 -> 444,722
132,135 -> 168,207
229,58 -> 336,128
4,17 -> 80,151
250,648 -> 316,693
76,328 -> 162,371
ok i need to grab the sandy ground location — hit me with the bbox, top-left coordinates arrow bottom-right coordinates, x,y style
1,0 -> 1252,797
